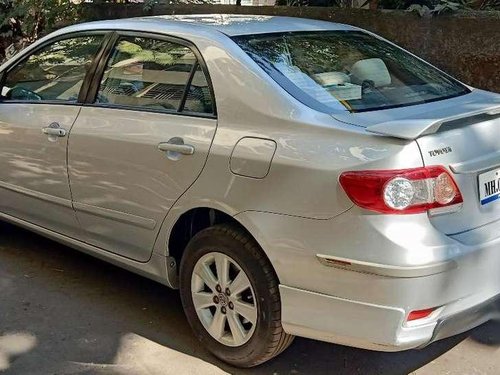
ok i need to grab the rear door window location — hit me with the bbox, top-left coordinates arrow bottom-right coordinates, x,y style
96,36 -> 214,115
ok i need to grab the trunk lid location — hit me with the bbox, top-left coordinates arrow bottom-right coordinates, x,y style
417,112 -> 500,235
333,89 -> 500,235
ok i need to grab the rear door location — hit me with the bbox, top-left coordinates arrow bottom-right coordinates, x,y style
68,33 -> 217,261
0,34 -> 105,237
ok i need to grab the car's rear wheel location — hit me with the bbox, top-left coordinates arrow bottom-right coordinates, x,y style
179,224 -> 294,368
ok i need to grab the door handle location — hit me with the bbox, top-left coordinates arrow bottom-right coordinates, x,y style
158,143 -> 195,155
158,137 -> 195,157
42,122 -> 67,137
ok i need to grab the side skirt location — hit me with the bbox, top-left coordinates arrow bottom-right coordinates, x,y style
0,211 -> 173,288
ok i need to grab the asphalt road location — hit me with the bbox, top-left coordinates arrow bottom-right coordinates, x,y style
0,221 -> 499,375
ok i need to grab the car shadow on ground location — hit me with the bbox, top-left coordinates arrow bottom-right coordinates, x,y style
0,221 -> 498,374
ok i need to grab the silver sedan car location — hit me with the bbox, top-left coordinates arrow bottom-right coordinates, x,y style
0,14 -> 499,368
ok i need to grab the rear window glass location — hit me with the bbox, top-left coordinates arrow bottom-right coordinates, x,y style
233,31 -> 469,113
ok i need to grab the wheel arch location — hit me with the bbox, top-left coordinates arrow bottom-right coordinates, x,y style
165,206 -> 279,288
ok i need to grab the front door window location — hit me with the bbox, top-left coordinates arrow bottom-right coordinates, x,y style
1,35 -> 103,102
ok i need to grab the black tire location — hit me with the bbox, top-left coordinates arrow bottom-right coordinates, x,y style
179,224 -> 294,368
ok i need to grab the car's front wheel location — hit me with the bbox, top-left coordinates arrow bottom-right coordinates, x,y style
179,224 -> 294,368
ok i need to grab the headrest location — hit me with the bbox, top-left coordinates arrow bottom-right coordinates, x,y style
350,58 -> 391,87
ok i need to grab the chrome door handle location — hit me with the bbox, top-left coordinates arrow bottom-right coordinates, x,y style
42,127 -> 67,137
158,137 -> 195,156
158,143 -> 195,155
42,123 -> 67,137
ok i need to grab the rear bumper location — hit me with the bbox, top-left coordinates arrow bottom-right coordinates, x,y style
279,285 -> 431,351
236,209 -> 500,351
426,292 -> 500,345
280,285 -> 500,352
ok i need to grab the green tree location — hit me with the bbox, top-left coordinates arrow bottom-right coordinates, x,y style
0,0 -> 81,43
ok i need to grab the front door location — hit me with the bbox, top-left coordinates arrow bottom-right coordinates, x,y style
68,34 -> 217,261
0,34 -> 105,237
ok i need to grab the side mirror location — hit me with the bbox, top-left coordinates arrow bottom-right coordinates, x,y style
6,86 -> 43,101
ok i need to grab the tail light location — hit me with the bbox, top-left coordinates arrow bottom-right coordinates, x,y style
339,166 -> 463,214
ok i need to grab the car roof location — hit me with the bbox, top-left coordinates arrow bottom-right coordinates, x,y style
68,14 -> 358,37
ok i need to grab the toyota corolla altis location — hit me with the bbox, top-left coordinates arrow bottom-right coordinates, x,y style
0,14 -> 499,367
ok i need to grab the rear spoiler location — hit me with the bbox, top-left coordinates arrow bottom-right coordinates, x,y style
365,104 -> 500,140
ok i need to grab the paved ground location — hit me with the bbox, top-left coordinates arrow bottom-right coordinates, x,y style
0,221 -> 499,375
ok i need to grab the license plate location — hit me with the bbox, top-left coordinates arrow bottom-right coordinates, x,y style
478,168 -> 500,205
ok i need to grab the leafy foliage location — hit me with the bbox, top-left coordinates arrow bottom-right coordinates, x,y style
481,0 -> 500,9
405,0 -> 473,15
274,0 -> 342,6
434,0 -> 469,13
362,0 -> 498,11
0,0 -> 82,62
1,0 -> 81,41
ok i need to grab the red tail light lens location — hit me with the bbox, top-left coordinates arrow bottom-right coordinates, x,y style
339,166 -> 463,214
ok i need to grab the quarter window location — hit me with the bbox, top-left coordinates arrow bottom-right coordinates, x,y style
183,64 -> 214,114
96,36 -> 214,115
1,35 -> 104,102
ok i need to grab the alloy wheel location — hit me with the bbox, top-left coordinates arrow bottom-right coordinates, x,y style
191,252 -> 258,347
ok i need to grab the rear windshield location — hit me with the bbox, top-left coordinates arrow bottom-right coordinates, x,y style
233,31 -> 469,113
